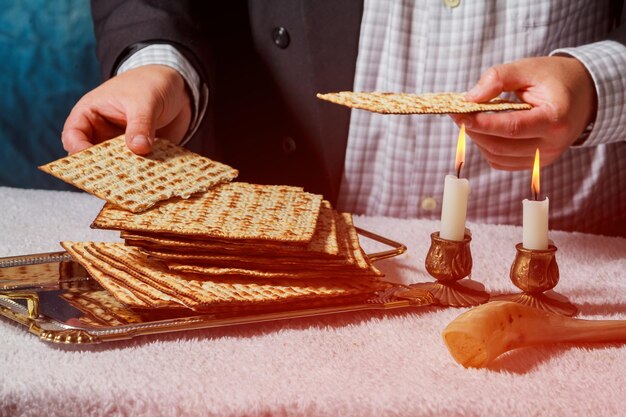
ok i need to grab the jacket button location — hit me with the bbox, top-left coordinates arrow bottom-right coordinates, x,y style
282,137 -> 296,154
272,27 -> 290,49
443,0 -> 460,8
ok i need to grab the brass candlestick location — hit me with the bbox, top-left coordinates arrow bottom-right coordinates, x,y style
492,242 -> 577,316
412,230 -> 489,307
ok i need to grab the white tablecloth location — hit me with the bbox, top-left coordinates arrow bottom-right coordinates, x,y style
1,186 -> 625,417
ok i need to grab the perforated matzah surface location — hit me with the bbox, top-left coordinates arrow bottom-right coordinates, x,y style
121,200 -> 340,257
40,135 -> 238,213
92,182 -> 323,243
62,241 -> 388,310
316,91 -> 532,114
62,241 -> 179,309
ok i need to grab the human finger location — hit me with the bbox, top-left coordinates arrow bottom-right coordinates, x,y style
464,131 -> 541,158
61,128 -> 92,154
61,103 -> 95,153
465,64 -> 531,102
472,142 -> 534,171
154,100 -> 192,145
62,106 -> 123,154
473,140 -> 561,170
450,106 -> 550,140
124,103 -> 160,155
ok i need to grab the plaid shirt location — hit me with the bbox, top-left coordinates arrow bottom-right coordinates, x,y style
340,0 -> 626,235
119,0 -> 626,235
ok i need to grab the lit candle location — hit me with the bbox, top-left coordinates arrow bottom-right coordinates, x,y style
440,124 -> 470,241
522,149 -> 549,250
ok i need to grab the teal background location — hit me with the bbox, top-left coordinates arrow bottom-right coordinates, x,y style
0,0 -> 100,189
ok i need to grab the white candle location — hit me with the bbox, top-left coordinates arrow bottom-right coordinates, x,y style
439,124 -> 470,241
522,149 -> 549,250
522,197 -> 549,250
440,174 -> 470,241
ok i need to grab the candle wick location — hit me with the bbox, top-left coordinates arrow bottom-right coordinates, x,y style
456,162 -> 463,178
534,189 -> 538,201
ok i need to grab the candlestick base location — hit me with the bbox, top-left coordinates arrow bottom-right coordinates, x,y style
421,231 -> 490,307
491,291 -> 577,317
494,242 -> 577,316
411,280 -> 489,307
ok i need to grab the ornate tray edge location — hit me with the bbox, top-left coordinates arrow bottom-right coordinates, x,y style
0,228 -> 426,345
0,287 -> 433,344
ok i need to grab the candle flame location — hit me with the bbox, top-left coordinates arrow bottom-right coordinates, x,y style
531,148 -> 540,199
455,124 -> 466,177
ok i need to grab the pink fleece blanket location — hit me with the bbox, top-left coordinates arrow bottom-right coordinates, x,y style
1,186 -> 625,417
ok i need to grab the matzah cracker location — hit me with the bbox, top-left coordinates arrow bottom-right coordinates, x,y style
165,262 -> 380,279
316,91 -> 532,114
93,182 -> 323,243
144,249 -> 350,269
336,212 -> 380,273
82,244 -> 196,308
148,211 -> 380,276
123,237 -> 335,259
79,242 -> 388,309
61,241 -> 181,309
164,211 -> 382,278
40,135 -> 238,213
121,200 -> 340,258
149,211 -> 382,278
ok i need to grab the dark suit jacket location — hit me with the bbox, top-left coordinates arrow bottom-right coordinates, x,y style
91,0 -> 626,205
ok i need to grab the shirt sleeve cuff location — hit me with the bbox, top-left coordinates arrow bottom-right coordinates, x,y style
551,40 -> 626,148
116,44 -> 208,147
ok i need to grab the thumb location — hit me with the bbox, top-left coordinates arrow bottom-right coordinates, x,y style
466,64 -> 529,103
124,106 -> 158,155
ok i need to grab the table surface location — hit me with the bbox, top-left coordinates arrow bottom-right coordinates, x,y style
1,186 -> 625,417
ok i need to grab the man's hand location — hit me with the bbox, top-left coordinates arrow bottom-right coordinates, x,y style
62,65 -> 192,155
451,56 -> 597,170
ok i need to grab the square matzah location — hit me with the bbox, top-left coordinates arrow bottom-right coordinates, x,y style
316,92 -> 532,114
92,182 -> 323,244
120,200 -> 340,258
158,211 -> 382,279
39,135 -> 238,213
62,241 -> 188,309
62,241 -> 390,310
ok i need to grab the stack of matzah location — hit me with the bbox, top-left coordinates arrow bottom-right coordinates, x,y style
41,136 -> 389,313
